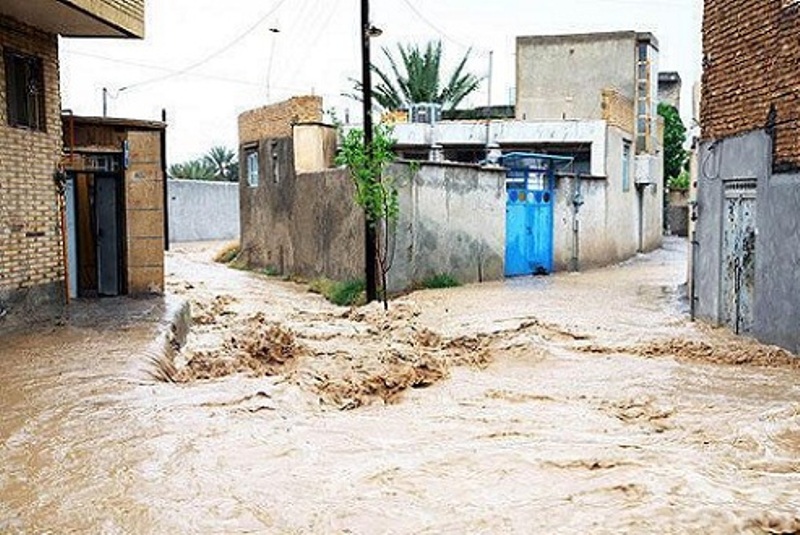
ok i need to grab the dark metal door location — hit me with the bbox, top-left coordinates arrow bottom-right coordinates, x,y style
95,176 -> 121,296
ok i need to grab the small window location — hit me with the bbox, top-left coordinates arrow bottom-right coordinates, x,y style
4,50 -> 46,131
246,150 -> 259,187
622,141 -> 632,192
271,141 -> 280,184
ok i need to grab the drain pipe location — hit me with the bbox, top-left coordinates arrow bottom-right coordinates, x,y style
570,173 -> 584,272
689,200 -> 698,321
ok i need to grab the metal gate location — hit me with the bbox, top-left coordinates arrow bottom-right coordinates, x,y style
721,179 -> 757,334
502,153 -> 559,277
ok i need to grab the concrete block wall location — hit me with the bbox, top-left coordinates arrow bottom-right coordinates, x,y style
168,179 -> 240,243
125,130 -> 164,294
0,16 -> 65,325
702,0 -> 799,170
239,96 -> 323,146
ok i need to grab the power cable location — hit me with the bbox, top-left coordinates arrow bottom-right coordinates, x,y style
121,0 -> 290,91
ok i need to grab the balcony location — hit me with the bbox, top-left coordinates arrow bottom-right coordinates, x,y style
0,0 -> 144,38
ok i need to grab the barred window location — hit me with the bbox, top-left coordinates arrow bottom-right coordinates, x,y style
4,50 -> 46,131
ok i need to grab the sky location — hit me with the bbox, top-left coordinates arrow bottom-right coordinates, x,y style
59,0 -> 703,165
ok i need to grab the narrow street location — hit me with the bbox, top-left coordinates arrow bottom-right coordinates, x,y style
1,238 -> 799,533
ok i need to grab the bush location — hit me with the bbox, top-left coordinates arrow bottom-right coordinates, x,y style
421,273 -> 460,289
309,278 -> 366,307
668,170 -> 691,191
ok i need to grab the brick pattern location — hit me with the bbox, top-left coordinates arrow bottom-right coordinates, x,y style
239,96 -> 323,145
702,0 -> 800,169
0,16 -> 64,302
69,0 -> 145,37
602,88 -> 635,135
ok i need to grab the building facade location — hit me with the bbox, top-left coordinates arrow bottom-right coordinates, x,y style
694,0 -> 800,353
0,1 -> 145,328
390,31 -> 664,272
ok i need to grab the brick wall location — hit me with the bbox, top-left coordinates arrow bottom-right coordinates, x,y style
0,15 -> 65,318
702,0 -> 800,170
239,96 -> 323,145
601,88 -> 635,135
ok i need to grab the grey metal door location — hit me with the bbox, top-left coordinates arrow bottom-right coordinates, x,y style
95,176 -> 120,296
721,180 -> 756,335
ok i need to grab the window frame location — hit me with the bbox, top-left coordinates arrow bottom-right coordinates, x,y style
4,48 -> 47,132
246,148 -> 259,188
622,140 -> 632,192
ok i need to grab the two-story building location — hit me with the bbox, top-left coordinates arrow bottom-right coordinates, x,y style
0,1 -> 146,329
693,0 -> 800,353
392,31 -> 664,273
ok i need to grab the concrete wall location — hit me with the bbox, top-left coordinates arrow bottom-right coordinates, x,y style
388,162 -> 506,292
293,123 -> 337,174
694,131 -> 770,325
516,32 -> 639,122
392,120 -> 609,177
0,16 -> 65,330
755,170 -> 800,353
552,125 -> 661,271
696,129 -> 800,353
167,179 -> 240,243
239,141 -> 506,291
239,137 -> 365,281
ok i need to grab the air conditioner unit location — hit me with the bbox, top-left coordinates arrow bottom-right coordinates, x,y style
409,102 -> 442,124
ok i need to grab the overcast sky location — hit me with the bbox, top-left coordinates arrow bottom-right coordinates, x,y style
59,0 -> 702,164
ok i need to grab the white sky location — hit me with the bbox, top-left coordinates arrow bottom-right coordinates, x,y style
59,0 -> 702,164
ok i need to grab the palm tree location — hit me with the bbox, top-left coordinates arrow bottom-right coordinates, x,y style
168,159 -> 217,181
203,146 -> 239,182
352,40 -> 482,112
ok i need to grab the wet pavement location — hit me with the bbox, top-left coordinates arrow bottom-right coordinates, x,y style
1,238 -> 799,533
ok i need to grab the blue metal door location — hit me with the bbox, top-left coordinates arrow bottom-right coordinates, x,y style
503,154 -> 557,277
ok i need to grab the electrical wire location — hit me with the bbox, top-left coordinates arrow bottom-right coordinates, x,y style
120,0 -> 290,91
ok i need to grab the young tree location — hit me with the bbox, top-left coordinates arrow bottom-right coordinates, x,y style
335,124 -> 399,310
351,40 -> 482,111
658,103 -> 688,185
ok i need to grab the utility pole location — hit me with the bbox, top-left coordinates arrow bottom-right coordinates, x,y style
360,0 -> 378,303
102,87 -> 108,117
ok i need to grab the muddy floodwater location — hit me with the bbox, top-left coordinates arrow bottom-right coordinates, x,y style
1,238 -> 799,533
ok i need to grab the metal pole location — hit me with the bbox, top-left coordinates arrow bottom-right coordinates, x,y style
361,0 -> 377,303
102,87 -> 108,117
487,50 -> 493,110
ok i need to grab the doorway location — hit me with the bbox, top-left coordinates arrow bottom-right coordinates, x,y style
65,167 -> 126,298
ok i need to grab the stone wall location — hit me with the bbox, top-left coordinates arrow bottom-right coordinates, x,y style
0,16 -> 65,328
239,96 -> 323,146
702,0 -> 799,170
168,179 -> 240,243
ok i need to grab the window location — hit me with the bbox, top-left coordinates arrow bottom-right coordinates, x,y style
246,149 -> 259,187
622,141 -> 632,192
4,50 -> 46,131
271,141 -> 280,184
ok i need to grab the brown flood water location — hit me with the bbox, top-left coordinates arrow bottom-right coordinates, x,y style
1,238 -> 799,533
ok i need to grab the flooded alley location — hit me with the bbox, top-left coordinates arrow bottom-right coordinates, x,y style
1,238 -> 799,533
